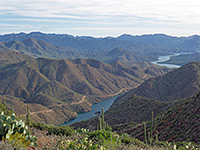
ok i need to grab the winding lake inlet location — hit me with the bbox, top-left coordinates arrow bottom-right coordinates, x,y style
64,95 -> 120,125
151,53 -> 183,68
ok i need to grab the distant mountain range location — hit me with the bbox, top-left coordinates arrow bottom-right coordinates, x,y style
1,32 -> 200,63
0,51 -> 171,124
0,32 -> 199,144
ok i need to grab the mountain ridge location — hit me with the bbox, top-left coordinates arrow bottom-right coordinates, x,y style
0,51 -> 171,124
114,61 -> 200,102
2,32 -> 200,62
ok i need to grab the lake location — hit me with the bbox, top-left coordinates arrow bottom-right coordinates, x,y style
151,53 -> 183,68
64,95 -> 120,125
64,53 -> 187,125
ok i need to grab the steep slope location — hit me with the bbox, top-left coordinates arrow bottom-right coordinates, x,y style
72,95 -> 174,130
0,39 -> 79,59
0,51 -> 33,66
102,47 -> 146,63
117,62 -> 200,102
0,94 -> 79,125
0,53 -> 171,124
0,59 -> 84,103
0,32 -> 178,61
0,42 -> 10,52
117,34 -> 186,48
179,35 -> 200,52
125,93 -> 200,144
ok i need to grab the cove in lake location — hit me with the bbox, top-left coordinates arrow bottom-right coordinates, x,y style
64,95 -> 120,125
151,53 -> 189,68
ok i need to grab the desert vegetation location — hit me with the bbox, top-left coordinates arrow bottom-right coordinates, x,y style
0,103 -> 199,150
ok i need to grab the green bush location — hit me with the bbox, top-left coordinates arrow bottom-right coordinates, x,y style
120,133 -> 146,148
88,130 -> 121,149
0,102 -> 12,116
32,122 -> 75,136
56,137 -> 98,150
0,112 -> 37,149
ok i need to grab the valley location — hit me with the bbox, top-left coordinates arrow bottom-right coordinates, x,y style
1,0 -> 200,148
71,61 -> 200,145
0,32 -> 200,149
0,51 -> 171,125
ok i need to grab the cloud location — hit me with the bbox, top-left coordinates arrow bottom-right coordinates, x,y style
1,0 -> 200,22
0,0 -> 200,36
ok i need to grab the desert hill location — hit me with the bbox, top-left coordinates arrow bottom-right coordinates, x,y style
116,62 -> 200,102
101,47 -> 146,63
72,95 -> 176,130
0,38 -> 79,59
1,32 -> 191,61
0,52 -> 171,124
0,51 -> 33,66
124,93 -> 200,144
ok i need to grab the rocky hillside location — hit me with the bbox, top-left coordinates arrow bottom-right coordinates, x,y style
73,92 -> 200,145
0,51 -> 33,66
72,95 -> 175,130
116,62 -> 200,102
1,32 -> 193,61
125,93 -> 200,144
0,52 -> 171,124
0,38 -> 79,59
101,47 -> 146,63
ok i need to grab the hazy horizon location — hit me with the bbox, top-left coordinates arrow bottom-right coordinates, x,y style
1,31 -> 199,38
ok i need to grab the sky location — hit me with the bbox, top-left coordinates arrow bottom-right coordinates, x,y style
0,0 -> 200,37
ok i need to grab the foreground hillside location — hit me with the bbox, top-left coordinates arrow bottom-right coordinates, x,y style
124,93 -> 200,144
72,95 -> 176,130
0,101 -> 199,150
0,52 -> 171,124
73,92 -> 200,145
72,62 -> 200,146
117,61 -> 200,102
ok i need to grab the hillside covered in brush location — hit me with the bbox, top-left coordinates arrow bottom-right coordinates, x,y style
117,62 -> 200,102
122,92 -> 200,144
72,61 -> 200,145
73,92 -> 200,145
0,52 -> 171,124
72,95 -> 176,130
0,51 -> 33,66
99,47 -> 147,63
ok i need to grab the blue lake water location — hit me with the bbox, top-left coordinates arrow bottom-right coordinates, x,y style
64,95 -> 120,125
151,53 -> 181,68
65,52 -> 194,125
151,53 -> 192,68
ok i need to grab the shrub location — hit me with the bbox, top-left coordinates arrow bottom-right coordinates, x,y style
32,122 -> 75,136
0,112 -> 37,149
